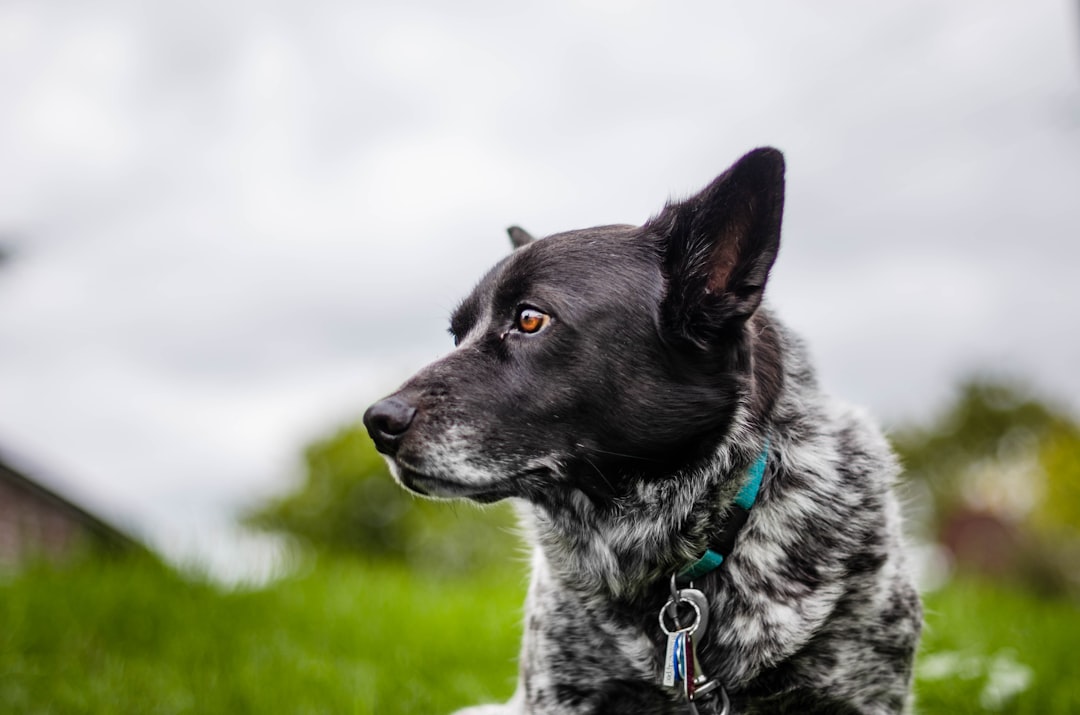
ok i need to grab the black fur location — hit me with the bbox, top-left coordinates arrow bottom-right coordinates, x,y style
364,148 -> 921,714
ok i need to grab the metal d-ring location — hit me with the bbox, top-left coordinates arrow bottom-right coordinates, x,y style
660,583 -> 710,639
666,573 -> 702,629
656,596 -> 699,635
667,573 -> 682,626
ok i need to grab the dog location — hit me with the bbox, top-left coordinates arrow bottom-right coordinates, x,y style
364,148 -> 922,714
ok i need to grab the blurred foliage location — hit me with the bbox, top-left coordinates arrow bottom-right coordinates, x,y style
244,423 -> 519,575
892,377 -> 1080,529
892,377 -> 1080,593
1035,428 -> 1080,534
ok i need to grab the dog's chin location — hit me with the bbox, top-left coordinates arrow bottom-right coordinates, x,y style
392,464 -> 510,504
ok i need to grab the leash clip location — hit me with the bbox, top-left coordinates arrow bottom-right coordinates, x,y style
660,572 -> 729,714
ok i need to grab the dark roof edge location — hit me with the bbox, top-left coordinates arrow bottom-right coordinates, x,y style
0,457 -> 144,553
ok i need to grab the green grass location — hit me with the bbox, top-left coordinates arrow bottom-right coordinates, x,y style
0,555 -> 524,714
917,578 -> 1080,714
1,554 -> 1078,714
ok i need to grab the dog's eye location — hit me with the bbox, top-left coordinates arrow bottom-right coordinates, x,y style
514,308 -> 550,335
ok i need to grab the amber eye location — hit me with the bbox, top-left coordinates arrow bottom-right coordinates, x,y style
514,307 -> 550,334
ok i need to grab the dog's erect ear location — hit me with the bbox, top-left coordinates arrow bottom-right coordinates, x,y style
507,225 -> 535,249
651,147 -> 785,344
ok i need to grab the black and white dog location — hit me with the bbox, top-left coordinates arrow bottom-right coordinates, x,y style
364,148 -> 921,714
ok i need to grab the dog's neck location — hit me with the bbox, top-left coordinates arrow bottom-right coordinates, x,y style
518,412 -> 771,606
517,310 -> 785,604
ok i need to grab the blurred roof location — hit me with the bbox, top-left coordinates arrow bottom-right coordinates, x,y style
0,449 -> 143,553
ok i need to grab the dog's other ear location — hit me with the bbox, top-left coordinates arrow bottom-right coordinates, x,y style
507,225 -> 535,249
651,147 -> 785,344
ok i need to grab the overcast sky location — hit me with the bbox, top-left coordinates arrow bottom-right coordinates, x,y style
0,0 -> 1077,578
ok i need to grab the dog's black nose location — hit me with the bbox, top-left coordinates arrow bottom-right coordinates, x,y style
363,396 -> 417,455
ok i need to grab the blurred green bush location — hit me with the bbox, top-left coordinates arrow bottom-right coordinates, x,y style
892,377 -> 1080,595
244,423 -> 519,575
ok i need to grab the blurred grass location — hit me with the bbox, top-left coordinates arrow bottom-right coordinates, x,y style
0,554 -> 524,714
1,554 -> 1078,714
916,578 -> 1080,714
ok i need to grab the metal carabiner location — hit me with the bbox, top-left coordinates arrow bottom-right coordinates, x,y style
661,588 -> 710,641
685,684 -> 730,715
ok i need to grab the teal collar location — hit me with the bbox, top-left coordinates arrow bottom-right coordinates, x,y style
677,440 -> 769,584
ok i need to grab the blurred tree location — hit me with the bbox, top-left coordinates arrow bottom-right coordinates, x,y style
892,377 -> 1080,593
1034,425 -> 1080,535
893,379 -> 1073,522
244,423 -> 519,575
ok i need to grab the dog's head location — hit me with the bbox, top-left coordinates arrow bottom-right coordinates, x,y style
364,148 -> 785,504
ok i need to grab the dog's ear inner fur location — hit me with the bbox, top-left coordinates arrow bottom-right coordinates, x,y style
652,147 -> 786,344
507,225 -> 535,249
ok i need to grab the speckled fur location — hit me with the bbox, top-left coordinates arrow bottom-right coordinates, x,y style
365,149 -> 922,714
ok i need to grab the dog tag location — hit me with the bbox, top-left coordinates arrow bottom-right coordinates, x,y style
662,631 -> 680,687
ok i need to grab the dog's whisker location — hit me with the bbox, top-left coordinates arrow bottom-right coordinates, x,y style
580,454 -> 618,496
579,445 -> 662,463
